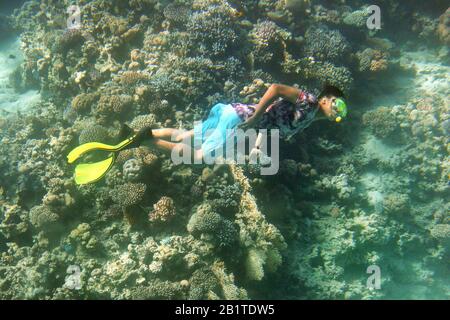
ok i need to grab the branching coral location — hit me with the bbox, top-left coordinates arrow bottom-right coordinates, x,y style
249,20 -> 290,65
110,182 -> 147,207
228,164 -> 287,281
29,205 -> 59,230
304,25 -> 350,63
149,196 -> 176,224
187,203 -> 222,235
187,4 -> 240,58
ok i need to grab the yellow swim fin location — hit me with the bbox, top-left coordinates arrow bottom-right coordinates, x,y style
73,155 -> 115,185
67,125 -> 152,185
67,135 -> 136,185
67,137 -> 135,164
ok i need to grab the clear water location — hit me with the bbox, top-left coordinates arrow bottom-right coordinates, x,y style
0,1 -> 448,300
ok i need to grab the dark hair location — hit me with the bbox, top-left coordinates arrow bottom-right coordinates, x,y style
318,84 -> 345,100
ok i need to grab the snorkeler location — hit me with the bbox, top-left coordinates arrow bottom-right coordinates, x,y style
137,83 -> 347,161
68,83 -> 347,184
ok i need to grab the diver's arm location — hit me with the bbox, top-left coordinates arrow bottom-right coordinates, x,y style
240,84 -> 300,128
254,84 -> 299,117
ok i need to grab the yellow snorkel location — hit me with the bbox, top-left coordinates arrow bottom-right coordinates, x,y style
332,98 -> 347,123
67,125 -> 153,185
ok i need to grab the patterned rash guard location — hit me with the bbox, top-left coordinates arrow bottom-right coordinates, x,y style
232,89 -> 319,140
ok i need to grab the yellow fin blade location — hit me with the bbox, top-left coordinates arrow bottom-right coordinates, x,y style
67,138 -> 134,163
74,156 -> 115,185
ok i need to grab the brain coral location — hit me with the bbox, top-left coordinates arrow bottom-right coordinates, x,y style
122,158 -> 142,182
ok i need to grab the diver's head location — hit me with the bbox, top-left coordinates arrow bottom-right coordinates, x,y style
318,85 -> 347,122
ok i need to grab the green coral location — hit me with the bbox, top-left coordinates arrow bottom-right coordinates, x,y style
187,203 -> 222,235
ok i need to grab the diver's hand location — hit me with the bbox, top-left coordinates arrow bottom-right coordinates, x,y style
133,126 -> 153,144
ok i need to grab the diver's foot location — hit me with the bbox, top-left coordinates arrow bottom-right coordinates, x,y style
118,123 -> 135,141
119,126 -> 154,150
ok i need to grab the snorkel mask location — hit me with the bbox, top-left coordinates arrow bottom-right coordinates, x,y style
332,98 -> 347,123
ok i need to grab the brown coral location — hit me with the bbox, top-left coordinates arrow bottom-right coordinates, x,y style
95,94 -> 133,119
437,8 -> 450,45
117,71 -> 150,86
149,196 -> 176,224
71,92 -> 98,113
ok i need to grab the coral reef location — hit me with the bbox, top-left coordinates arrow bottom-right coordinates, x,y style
0,0 -> 448,301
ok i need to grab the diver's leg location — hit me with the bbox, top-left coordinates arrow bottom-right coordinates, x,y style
152,128 -> 179,140
149,138 -> 202,162
152,128 -> 194,142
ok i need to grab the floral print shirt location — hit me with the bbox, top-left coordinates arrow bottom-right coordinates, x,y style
232,89 -> 319,140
